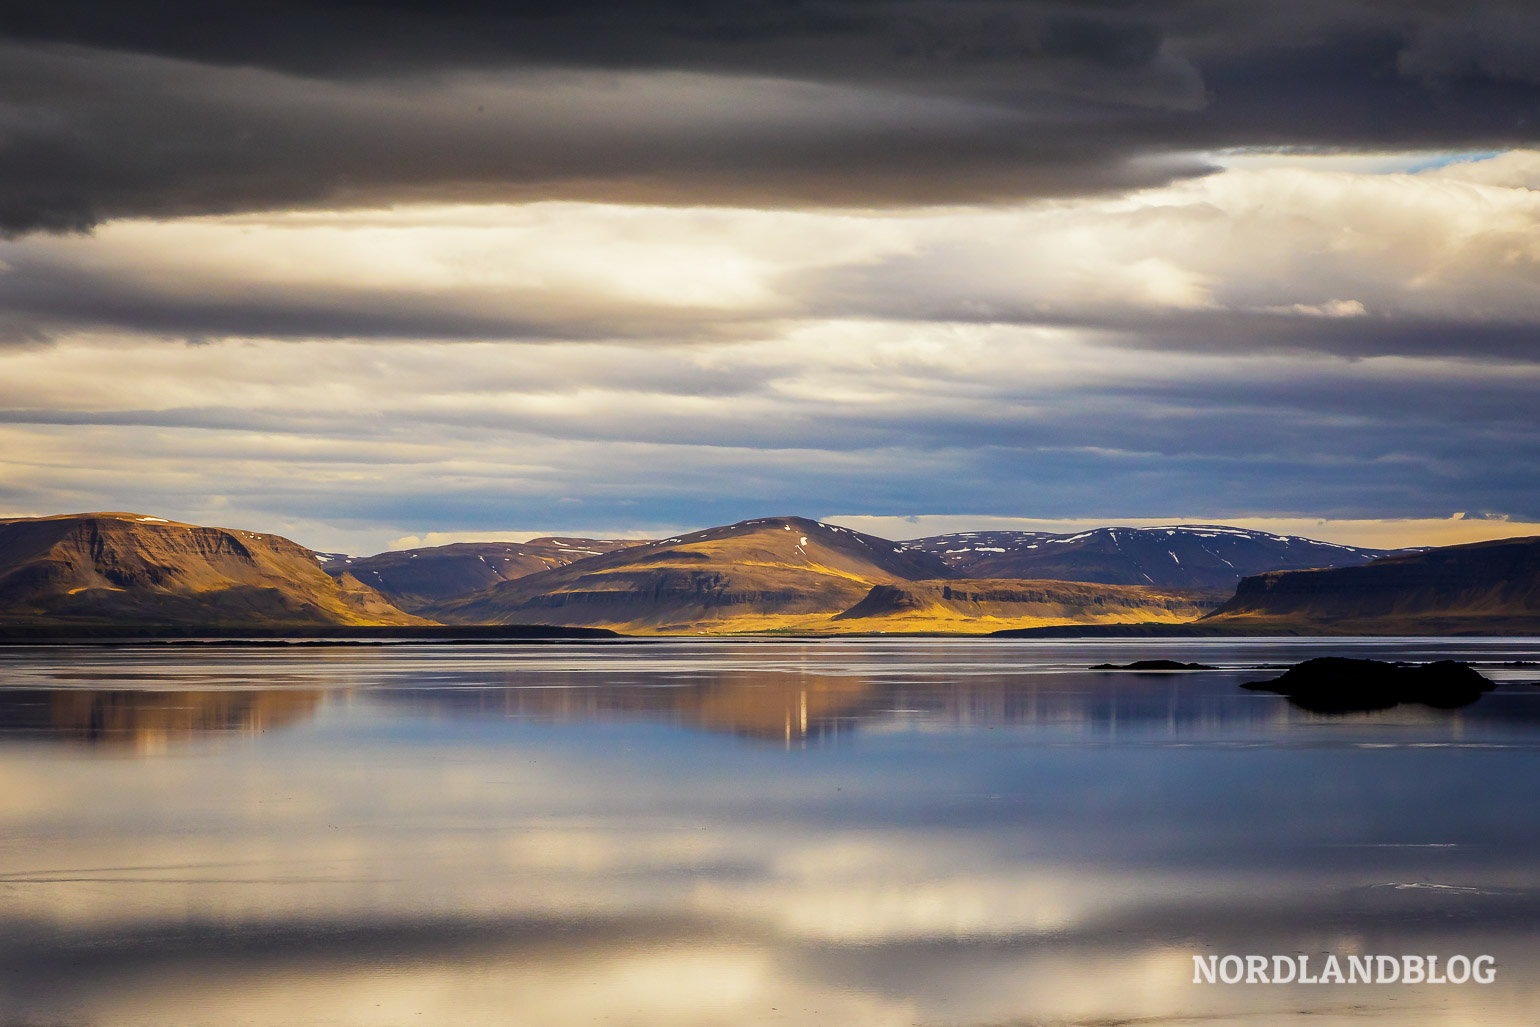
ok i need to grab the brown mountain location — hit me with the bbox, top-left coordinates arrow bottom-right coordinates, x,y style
1201,535 -> 1540,634
831,579 -> 1228,633
429,516 -> 958,633
0,512 -> 424,631
322,537 -> 647,612
426,517 -> 1229,634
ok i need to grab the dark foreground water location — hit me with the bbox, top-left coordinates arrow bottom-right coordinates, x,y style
2,638 -> 1539,1027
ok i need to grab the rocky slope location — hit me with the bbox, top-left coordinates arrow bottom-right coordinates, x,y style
830,579 -> 1228,633
322,537 -> 646,611
1202,535 -> 1540,634
902,525 -> 1395,590
429,516 -> 957,633
0,513 -> 424,631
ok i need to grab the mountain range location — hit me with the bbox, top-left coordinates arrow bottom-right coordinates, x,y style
425,516 -> 1227,633
902,526 -> 1396,590
428,517 -> 956,632
0,511 -> 1532,636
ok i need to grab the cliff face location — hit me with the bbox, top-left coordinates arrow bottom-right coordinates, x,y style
323,538 -> 647,611
429,516 -> 957,632
831,579 -> 1227,632
902,525 -> 1395,589
0,513 -> 425,630
1203,535 -> 1540,634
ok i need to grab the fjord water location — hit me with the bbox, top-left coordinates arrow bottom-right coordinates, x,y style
2,640 -> 1539,1026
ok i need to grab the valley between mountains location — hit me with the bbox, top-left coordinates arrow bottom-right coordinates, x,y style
2,512 -> 1536,636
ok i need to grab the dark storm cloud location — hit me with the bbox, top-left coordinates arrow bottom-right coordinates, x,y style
0,1 -> 1202,82
5,2 -> 1540,232
0,39 -> 1201,238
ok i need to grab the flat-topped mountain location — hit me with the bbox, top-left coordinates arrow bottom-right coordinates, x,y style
0,512 -> 423,631
902,525 -> 1395,590
322,537 -> 646,612
1202,535 -> 1540,634
429,516 -> 957,632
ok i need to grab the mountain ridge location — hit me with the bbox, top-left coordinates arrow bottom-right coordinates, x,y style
901,524 -> 1398,590
321,537 -> 648,612
429,516 -> 958,632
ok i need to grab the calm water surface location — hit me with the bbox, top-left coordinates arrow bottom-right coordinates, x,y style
2,637 -> 1539,1026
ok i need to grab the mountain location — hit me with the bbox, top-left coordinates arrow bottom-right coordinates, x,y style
0,513 -> 424,631
830,579 -> 1228,633
429,516 -> 958,633
427,516 -> 1230,634
901,525 -> 1396,589
1201,535 -> 1540,634
322,537 -> 646,612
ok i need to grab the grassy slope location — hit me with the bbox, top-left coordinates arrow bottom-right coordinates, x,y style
824,579 -> 1228,635
430,517 -> 954,632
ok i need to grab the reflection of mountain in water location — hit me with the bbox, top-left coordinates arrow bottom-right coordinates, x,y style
5,670 -> 1536,748
382,672 -> 876,742
0,689 -> 323,747
371,670 -> 1540,743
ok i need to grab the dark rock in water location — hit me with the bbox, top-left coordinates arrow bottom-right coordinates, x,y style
1089,660 -> 1216,671
1243,657 -> 1495,712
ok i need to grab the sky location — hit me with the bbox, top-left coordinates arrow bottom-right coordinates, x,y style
3,2 -> 1540,554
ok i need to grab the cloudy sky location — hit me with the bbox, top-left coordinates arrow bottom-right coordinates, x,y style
3,1 -> 1540,553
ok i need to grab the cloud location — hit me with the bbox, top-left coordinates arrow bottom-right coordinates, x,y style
8,161 -> 1540,359
0,42 -> 1209,237
384,529 -> 659,550
793,165 -> 1540,357
2,7 -> 1539,543
1,326 -> 1538,551
6,3 -> 1540,230
832,514 -> 1540,551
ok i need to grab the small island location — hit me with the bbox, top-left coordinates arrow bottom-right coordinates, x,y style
1089,660 -> 1216,671
1243,657 -> 1495,712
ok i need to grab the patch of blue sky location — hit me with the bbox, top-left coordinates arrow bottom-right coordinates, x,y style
1405,150 -> 1503,173
1208,148 -> 1506,175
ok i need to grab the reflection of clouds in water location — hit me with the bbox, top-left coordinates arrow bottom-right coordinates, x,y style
4,733 -> 1540,1026
2,641 -> 1540,1024
11,935 -> 920,1027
